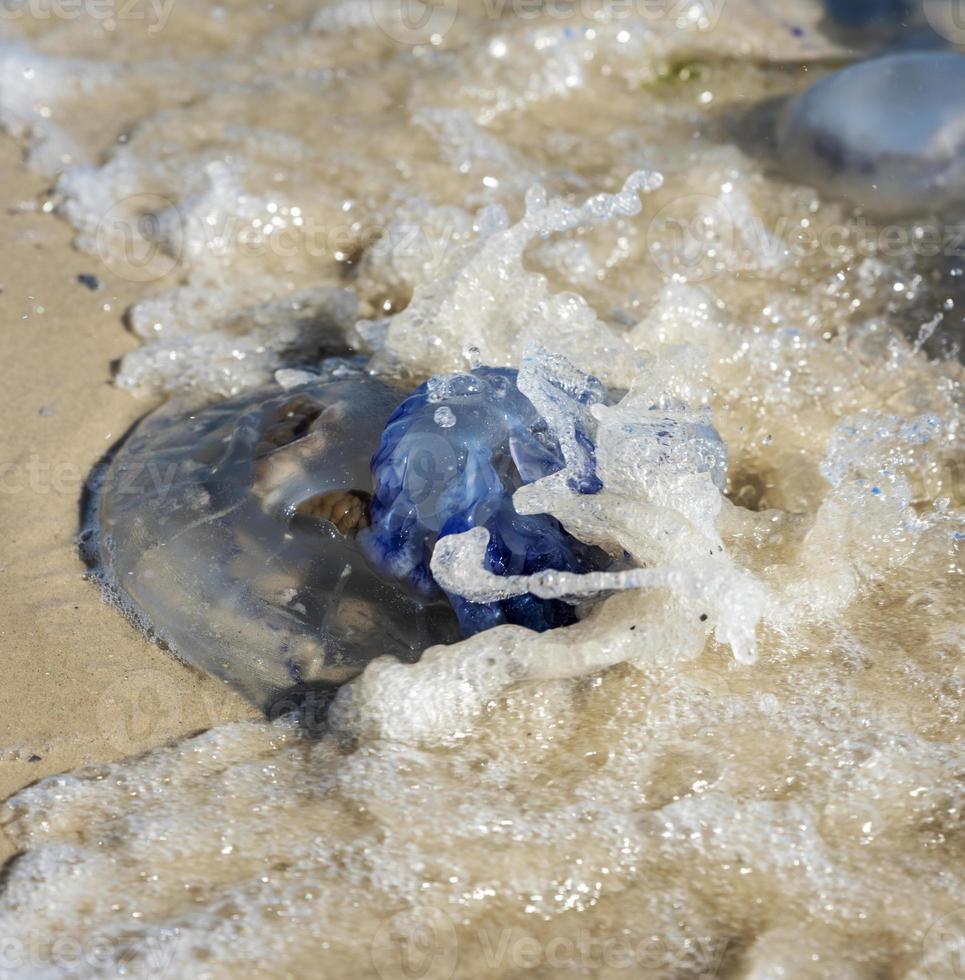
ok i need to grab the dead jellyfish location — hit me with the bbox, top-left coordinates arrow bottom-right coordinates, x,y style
776,51 -> 965,215
84,368 -> 462,713
822,0 -> 965,45
820,0 -> 935,43
84,363 -> 610,714
359,366 -> 610,636
823,0 -> 911,29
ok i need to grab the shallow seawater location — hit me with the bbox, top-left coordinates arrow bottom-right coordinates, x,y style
0,2 -> 964,978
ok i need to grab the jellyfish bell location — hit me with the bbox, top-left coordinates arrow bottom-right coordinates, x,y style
776,51 -> 965,215
83,361 -> 608,715
84,370 -> 462,714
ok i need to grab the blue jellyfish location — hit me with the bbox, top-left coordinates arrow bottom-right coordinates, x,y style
358,367 -> 608,636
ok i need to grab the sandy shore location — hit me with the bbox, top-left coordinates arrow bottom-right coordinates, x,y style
0,134 -> 257,863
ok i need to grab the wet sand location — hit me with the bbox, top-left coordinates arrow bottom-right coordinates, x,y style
0,133 -> 256,863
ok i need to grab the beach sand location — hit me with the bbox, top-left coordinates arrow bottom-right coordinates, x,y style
0,133 -> 257,864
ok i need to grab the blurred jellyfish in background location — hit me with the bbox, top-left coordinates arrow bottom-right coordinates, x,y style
777,51 -> 965,215
822,0 -> 965,48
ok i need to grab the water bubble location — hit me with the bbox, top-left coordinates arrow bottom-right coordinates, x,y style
434,406 -> 457,428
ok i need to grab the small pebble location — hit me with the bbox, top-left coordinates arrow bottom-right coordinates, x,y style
77,273 -> 101,291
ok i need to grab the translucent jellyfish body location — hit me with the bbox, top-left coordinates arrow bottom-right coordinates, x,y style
91,352 -> 736,709
821,0 -> 965,45
86,371 -> 461,711
358,367 -> 609,636
777,51 -> 965,214
822,0 -> 912,28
